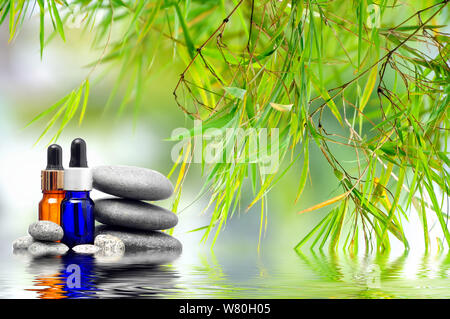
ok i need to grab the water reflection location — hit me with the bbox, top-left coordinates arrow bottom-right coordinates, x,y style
294,250 -> 450,298
60,252 -> 98,298
94,250 -> 181,298
8,247 -> 450,298
24,255 -> 66,299
15,248 -> 182,299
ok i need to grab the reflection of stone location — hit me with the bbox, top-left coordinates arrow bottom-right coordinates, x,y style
95,225 -> 182,252
95,198 -> 178,231
93,165 -> 174,200
25,254 -> 63,276
94,249 -> 125,263
28,221 -> 64,242
13,248 -> 34,260
94,253 -> 180,298
28,241 -> 69,257
95,249 -> 181,266
13,235 -> 34,249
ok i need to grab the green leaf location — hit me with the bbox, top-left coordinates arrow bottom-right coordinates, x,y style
38,0 -> 45,59
224,86 -> 246,100
24,94 -> 69,129
294,210 -> 333,251
49,0 -> 65,41
270,102 -> 293,112
295,137 -> 309,203
173,2 -> 195,59
34,102 -> 68,145
360,65 -> 378,112
307,69 -> 343,126
78,80 -> 90,125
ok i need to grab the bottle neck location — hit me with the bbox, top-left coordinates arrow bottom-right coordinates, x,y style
65,191 -> 91,199
42,190 -> 65,195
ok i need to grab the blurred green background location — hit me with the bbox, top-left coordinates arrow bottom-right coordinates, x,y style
0,3 -> 444,256
0,13 -> 322,250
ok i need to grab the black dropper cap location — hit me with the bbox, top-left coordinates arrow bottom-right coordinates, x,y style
46,144 -> 63,170
69,138 -> 88,168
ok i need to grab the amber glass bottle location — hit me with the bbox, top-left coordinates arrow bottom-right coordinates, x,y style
39,190 -> 65,224
39,144 -> 65,225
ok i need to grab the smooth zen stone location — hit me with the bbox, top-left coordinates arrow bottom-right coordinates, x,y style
13,235 -> 34,250
28,242 -> 69,257
72,244 -> 100,254
93,165 -> 174,201
95,198 -> 178,231
28,221 -> 64,242
95,225 -> 183,252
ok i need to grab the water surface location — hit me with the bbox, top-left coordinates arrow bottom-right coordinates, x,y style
1,239 -> 449,299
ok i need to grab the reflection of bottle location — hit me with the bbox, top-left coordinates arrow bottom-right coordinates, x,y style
25,255 -> 67,299
61,252 -> 98,298
32,274 -> 67,299
61,138 -> 95,248
39,144 -> 65,225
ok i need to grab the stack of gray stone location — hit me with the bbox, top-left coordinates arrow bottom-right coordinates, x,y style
13,221 -> 68,257
93,165 -> 182,253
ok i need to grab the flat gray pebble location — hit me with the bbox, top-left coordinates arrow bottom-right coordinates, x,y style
28,221 -> 64,242
94,234 -> 125,255
93,165 -> 174,201
13,236 -> 34,250
72,244 -> 100,254
95,198 -> 178,231
28,241 -> 69,257
95,225 -> 182,252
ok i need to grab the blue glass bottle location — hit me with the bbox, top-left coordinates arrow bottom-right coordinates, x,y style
61,191 -> 95,247
61,138 -> 94,248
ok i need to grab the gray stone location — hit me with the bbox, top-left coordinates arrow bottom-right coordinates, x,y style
28,241 -> 69,257
28,221 -> 64,242
94,234 -> 125,255
93,165 -> 174,201
13,235 -> 34,250
95,198 -> 178,231
72,244 -> 100,254
95,225 -> 182,252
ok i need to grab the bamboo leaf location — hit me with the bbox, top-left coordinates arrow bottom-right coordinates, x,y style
270,102 -> 293,112
329,199 -> 348,250
79,80 -> 90,125
38,0 -> 45,59
49,0 -> 65,41
297,191 -> 350,215
24,95 -> 69,128
294,210 -> 333,250
295,137 -> 309,203
360,65 -> 378,112
307,69 -> 343,126
224,86 -> 246,100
